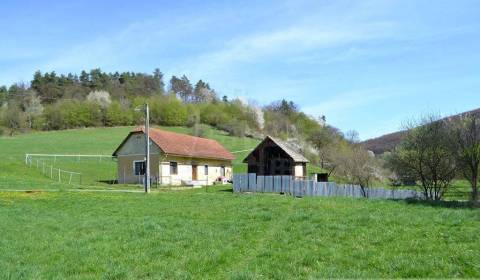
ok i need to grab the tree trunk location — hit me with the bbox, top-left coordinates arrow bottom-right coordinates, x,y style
472,176 -> 479,202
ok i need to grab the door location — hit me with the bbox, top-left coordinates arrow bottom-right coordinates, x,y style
192,165 -> 197,180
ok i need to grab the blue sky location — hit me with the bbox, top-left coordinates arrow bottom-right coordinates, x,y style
1,0 -> 480,139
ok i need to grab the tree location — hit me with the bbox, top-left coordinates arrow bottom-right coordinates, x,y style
22,90 -> 43,129
0,86 -> 7,106
192,80 -> 216,103
1,103 -> 25,135
337,144 -> 378,197
153,68 -> 165,95
309,126 -> 341,173
390,116 -> 456,200
169,75 -> 193,102
150,96 -> 188,126
106,101 -> 133,126
87,90 -> 111,108
450,113 -> 480,202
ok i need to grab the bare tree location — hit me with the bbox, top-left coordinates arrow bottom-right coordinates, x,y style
449,113 -> 480,202
338,144 -> 379,197
391,115 -> 456,200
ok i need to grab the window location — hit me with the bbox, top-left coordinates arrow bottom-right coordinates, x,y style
170,162 -> 178,175
220,166 -> 225,177
204,165 -> 208,175
134,161 -> 145,175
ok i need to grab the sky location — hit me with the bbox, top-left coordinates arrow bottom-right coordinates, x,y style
1,0 -> 480,139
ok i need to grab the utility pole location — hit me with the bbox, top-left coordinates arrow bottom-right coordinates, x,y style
144,103 -> 150,193
136,103 -> 150,193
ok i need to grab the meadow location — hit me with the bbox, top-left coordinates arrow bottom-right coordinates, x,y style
1,187 -> 479,279
0,127 -> 479,279
0,126 -> 259,189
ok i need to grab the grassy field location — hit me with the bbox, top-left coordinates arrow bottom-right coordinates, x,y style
1,127 -> 479,278
0,126 -> 260,189
1,187 -> 479,279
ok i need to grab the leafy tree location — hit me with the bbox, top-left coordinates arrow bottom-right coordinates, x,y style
1,102 -> 25,135
30,71 -> 63,103
150,96 -> 188,126
45,101 -> 102,129
169,75 -> 193,102
0,86 -> 7,106
449,113 -> 480,202
106,101 -> 133,126
309,126 -> 343,172
390,116 -> 456,200
193,80 -> 216,103
153,68 -> 165,95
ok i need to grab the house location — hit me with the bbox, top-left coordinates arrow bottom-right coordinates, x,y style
112,127 -> 235,185
243,136 -> 309,178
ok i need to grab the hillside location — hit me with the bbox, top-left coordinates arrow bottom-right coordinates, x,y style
362,108 -> 480,154
0,126 -> 260,189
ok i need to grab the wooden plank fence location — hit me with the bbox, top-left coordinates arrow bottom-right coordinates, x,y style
233,173 -> 422,200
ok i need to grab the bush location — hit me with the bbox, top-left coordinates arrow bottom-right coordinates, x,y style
44,101 -> 102,129
150,96 -> 188,126
106,101 -> 133,126
1,103 -> 26,135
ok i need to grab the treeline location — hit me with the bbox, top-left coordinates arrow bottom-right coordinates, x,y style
0,68 -> 332,145
2,68 -> 386,189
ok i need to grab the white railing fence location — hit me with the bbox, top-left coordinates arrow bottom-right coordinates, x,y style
25,154 -> 83,185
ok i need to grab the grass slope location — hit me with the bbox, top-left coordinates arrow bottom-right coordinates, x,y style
0,126 -> 259,189
0,188 -> 479,279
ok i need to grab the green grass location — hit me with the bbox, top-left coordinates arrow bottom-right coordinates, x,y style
1,127 -> 479,278
0,126 -> 260,189
0,187 -> 479,279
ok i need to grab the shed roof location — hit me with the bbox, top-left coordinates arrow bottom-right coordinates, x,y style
243,136 -> 309,163
113,127 -> 235,161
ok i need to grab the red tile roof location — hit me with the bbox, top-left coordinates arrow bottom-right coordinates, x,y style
114,127 -> 235,161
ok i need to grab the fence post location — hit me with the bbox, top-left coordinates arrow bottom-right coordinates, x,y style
58,169 -> 61,182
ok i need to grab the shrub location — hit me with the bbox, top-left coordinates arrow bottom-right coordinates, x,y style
150,96 -> 188,126
44,101 -> 102,129
106,101 -> 133,126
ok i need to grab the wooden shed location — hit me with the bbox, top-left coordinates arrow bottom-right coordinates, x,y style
243,136 -> 309,178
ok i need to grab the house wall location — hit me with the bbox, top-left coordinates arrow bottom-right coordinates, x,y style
115,133 -> 161,155
159,155 -> 232,186
117,154 -> 160,184
115,134 -> 232,185
294,164 -> 305,178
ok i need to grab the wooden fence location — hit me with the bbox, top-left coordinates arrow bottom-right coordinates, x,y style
233,173 -> 422,200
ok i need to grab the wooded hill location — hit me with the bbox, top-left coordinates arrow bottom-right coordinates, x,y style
362,108 -> 480,154
0,68 -> 344,167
